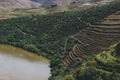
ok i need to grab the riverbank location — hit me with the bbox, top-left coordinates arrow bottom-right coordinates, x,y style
0,1 -> 119,80
0,44 -> 50,80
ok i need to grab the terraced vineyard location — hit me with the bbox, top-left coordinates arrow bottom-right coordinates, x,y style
0,1 -> 119,80
95,44 -> 120,75
63,11 -> 120,66
69,43 -> 120,80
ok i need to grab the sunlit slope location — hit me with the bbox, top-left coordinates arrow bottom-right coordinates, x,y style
0,8 -> 47,20
61,43 -> 120,80
0,0 -> 114,20
0,0 -> 41,10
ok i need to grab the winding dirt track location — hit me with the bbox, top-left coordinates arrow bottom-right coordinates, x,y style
63,11 -> 120,66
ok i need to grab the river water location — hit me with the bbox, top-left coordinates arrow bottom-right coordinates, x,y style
0,44 -> 50,80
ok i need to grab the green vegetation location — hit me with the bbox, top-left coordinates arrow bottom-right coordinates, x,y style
0,1 -> 119,80
50,4 -> 58,8
116,43 -> 120,55
59,43 -> 120,80
0,8 -> 48,19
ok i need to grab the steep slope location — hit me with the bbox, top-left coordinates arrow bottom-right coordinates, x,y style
63,11 -> 120,66
0,0 -> 114,11
61,43 -> 120,80
0,0 -> 41,10
0,0 -> 115,20
0,1 -> 119,80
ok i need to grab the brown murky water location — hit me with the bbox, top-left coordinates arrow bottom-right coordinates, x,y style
0,44 -> 50,80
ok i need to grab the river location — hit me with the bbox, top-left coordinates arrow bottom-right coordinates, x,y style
0,44 -> 50,80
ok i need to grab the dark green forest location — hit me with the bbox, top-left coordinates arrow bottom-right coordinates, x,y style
0,2 -> 119,80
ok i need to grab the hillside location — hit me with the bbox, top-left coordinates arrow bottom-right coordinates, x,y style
0,0 -> 102,10
0,8 -> 47,20
0,0 -> 41,10
0,0 -> 114,20
32,0 -> 49,4
0,0 -> 115,11
39,0 -> 103,6
0,1 -> 119,80
61,43 -> 120,80
63,11 -> 120,66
